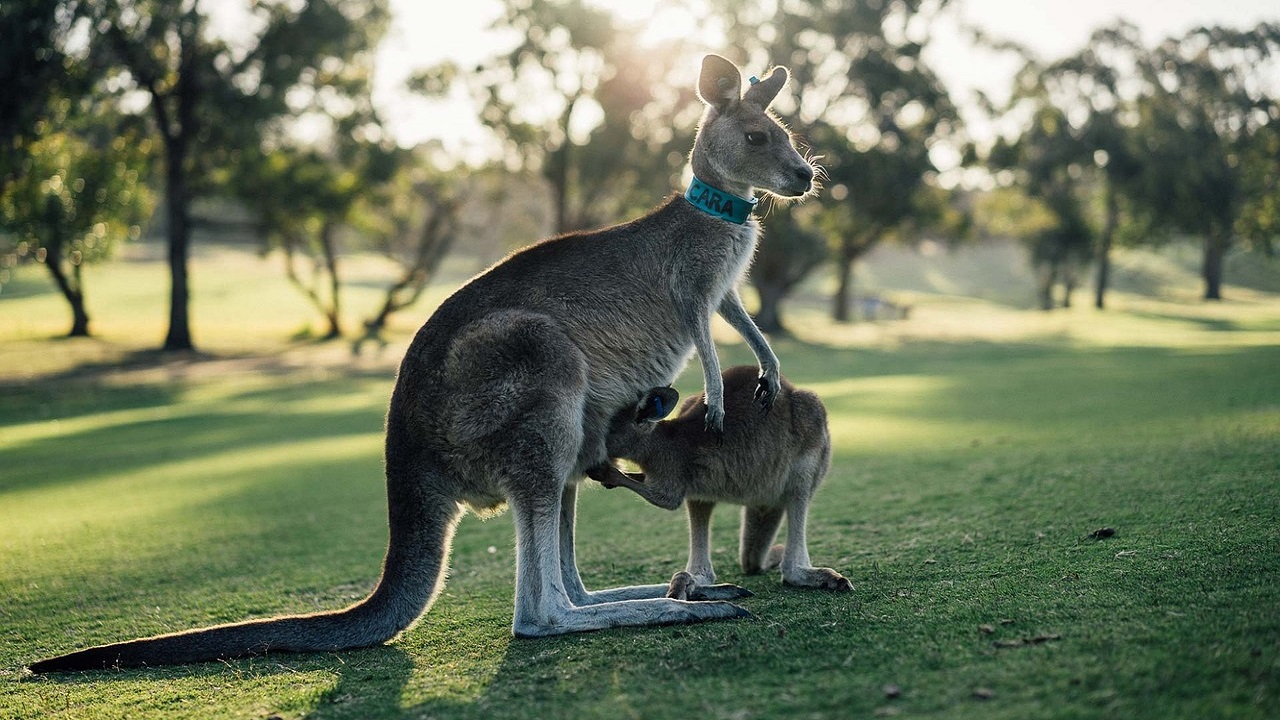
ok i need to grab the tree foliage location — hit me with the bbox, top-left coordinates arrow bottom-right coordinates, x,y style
230,8 -> 398,342
712,0 -> 962,323
413,0 -> 699,235
982,20 -> 1279,305
0,101 -> 154,335
0,0 -> 95,188
983,22 -> 1150,309
1128,23 -> 1280,299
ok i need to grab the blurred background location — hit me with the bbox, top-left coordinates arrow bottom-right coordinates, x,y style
1,0 -> 1278,365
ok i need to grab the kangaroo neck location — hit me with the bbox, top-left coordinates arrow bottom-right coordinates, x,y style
689,136 -> 754,201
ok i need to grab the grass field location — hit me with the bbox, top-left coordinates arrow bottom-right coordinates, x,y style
1,244 -> 1278,719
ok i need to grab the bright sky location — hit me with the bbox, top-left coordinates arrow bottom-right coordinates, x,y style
373,0 -> 1279,155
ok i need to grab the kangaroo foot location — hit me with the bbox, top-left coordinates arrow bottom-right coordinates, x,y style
762,544 -> 785,572
783,567 -> 854,592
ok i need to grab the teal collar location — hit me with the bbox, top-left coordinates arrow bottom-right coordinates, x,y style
684,176 -> 757,224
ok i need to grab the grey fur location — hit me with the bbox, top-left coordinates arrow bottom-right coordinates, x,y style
27,54 -> 814,673
592,366 -> 853,592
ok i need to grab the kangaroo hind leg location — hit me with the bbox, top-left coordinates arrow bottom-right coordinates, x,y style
779,492 -> 852,592
446,314 -> 749,635
510,485 -> 751,637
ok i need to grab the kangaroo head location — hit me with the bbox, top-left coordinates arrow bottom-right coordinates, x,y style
603,386 -> 681,459
691,54 -> 814,199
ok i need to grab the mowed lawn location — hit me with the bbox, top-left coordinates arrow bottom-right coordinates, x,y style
1,246 -> 1278,719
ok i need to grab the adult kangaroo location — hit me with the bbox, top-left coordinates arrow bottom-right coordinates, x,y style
28,54 -> 815,672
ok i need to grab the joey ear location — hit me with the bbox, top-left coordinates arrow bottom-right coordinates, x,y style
697,54 -> 742,109
743,65 -> 788,109
635,387 -> 680,423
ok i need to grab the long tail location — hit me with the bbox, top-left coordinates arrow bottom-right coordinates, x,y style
28,459 -> 462,673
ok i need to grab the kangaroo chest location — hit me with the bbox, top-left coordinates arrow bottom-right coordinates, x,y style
675,220 -> 759,311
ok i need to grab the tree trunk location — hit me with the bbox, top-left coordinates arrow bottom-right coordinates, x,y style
753,282 -> 788,335
158,13 -> 199,353
1202,229 -> 1227,301
68,262 -> 90,336
162,137 -> 194,351
548,95 -> 580,234
833,243 -> 856,323
1062,261 -> 1076,309
832,230 -> 882,323
356,196 -> 460,355
1037,262 -> 1057,311
319,219 -> 342,339
1094,185 -> 1118,310
41,223 -> 91,337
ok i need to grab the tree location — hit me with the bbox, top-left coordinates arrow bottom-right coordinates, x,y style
418,0 -> 961,330
231,4 -> 396,342
236,149 -> 343,340
1130,24 -> 1280,300
82,0 -> 390,350
1234,122 -> 1280,257
1041,23 -> 1148,309
712,0 -> 962,324
751,205 -> 827,334
982,22 -> 1155,310
987,103 -> 1096,310
414,0 -> 698,236
0,102 -> 153,336
0,0 -> 92,189
351,154 -> 462,354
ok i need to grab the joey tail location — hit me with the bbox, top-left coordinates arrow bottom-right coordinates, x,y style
28,460 -> 462,673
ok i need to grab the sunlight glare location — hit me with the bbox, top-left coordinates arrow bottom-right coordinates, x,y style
586,0 -> 724,50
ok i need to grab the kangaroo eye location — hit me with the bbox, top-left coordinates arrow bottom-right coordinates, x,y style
745,131 -> 768,146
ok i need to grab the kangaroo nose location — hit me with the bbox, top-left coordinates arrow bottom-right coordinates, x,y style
793,165 -> 814,192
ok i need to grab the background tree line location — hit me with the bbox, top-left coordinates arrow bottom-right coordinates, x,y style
2,0 -> 1277,349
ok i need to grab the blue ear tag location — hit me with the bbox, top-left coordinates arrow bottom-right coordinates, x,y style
749,76 -> 760,85
653,395 -> 665,418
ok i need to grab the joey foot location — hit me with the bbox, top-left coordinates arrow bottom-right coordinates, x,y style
762,544 -> 785,572
783,567 -> 854,592
764,544 -> 853,591
666,571 -> 753,601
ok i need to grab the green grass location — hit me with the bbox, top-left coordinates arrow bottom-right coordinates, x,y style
1,245 -> 1279,719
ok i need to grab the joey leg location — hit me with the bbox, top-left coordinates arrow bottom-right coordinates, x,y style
779,495 -> 852,592
739,505 -> 785,575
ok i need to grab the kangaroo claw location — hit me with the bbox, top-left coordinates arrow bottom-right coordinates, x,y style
755,375 -> 778,412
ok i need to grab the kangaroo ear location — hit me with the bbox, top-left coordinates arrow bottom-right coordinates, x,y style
698,54 -> 742,110
635,387 -> 681,423
743,65 -> 788,109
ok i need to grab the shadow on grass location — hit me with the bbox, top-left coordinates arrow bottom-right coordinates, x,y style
0,367 -> 394,496
23,644 -> 420,719
1125,310 -> 1245,332
0,345 -> 395,428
